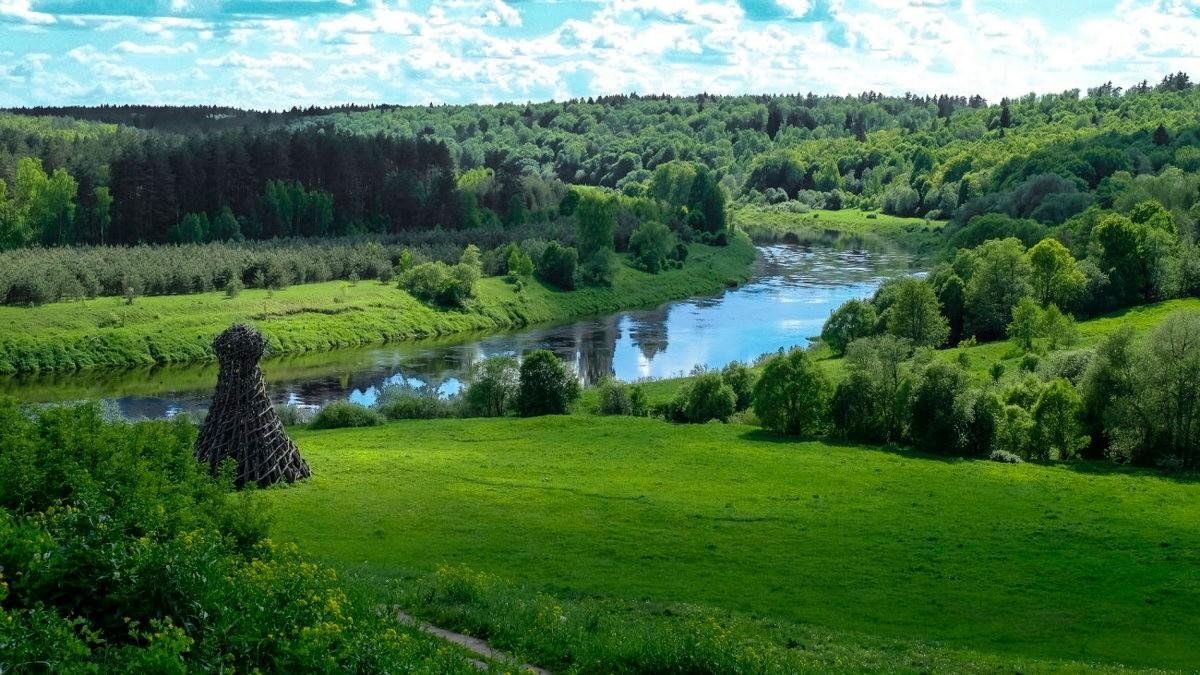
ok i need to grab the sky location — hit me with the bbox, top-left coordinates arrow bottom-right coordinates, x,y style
1,0 -> 1199,109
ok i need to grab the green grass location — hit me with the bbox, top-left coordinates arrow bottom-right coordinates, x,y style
733,206 -> 947,253
264,415 -> 1200,671
0,237 -> 755,374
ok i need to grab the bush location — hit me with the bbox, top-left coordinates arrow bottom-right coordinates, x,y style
374,384 -> 458,420
597,378 -> 644,416
629,220 -> 677,273
988,449 -> 1025,464
672,372 -> 736,423
0,401 -> 469,672
1039,349 -> 1094,385
273,403 -> 311,426
463,357 -> 520,417
516,350 -> 581,417
721,361 -> 756,411
752,349 -> 830,436
398,259 -> 477,308
309,400 -> 384,429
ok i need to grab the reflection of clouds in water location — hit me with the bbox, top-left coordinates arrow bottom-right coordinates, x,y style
28,244 -> 918,419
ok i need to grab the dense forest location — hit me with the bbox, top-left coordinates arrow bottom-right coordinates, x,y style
4,72 -> 1199,248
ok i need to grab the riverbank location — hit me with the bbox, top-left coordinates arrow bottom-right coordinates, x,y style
264,414 -> 1200,671
0,235 -> 757,374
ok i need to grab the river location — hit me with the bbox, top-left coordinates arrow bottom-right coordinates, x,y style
2,244 -> 918,419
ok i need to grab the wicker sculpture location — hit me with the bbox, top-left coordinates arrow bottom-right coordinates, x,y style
195,324 -> 311,487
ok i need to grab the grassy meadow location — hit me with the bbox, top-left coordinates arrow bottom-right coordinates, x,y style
0,237 -> 755,375
732,206 -> 947,252
264,415 -> 1200,671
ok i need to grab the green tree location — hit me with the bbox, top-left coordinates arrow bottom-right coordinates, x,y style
1040,304 -> 1077,350
464,356 -> 520,417
687,166 -> 727,236
721,361 -> 756,412
1007,297 -> 1042,352
628,220 -> 676,273
0,179 -> 31,249
814,160 -> 843,192
1027,238 -> 1084,309
537,242 -> 578,289
92,186 -> 112,245
964,238 -> 1033,339
211,206 -> 242,241
1094,213 -> 1171,304
831,335 -> 913,443
1031,379 -> 1086,461
752,348 -> 830,436
575,190 -> 619,285
516,350 -> 581,417
909,360 -> 970,455
822,298 -> 878,356
884,278 -> 949,348
680,372 -> 737,423
506,245 -> 535,279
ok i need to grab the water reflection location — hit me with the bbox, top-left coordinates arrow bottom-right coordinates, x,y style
3,244 -> 918,420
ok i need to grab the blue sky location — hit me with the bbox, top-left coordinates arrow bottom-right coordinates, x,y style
2,0 -> 1199,108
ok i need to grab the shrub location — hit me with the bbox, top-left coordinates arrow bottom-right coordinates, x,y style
273,403 -> 311,426
516,350 -> 581,417
594,378 -> 648,417
463,357 -> 520,417
629,220 -> 677,273
721,361 -> 756,411
989,449 -> 1025,464
374,384 -> 458,420
0,401 -> 468,672
1039,349 -> 1094,385
309,400 -> 384,429
673,372 -> 736,423
752,348 -> 830,436
398,260 -> 477,307
224,276 -> 244,298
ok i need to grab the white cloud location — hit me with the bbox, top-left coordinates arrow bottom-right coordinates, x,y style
115,40 -> 198,55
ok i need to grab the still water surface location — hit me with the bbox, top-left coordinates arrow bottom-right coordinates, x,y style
3,244 -> 918,419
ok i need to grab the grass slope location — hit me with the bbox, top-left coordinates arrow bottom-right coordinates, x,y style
733,206 -> 946,253
265,416 -> 1200,671
0,237 -> 755,374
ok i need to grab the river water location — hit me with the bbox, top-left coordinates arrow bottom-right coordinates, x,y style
2,244 -> 918,419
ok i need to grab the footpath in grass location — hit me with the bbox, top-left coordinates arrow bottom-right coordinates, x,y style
0,236 -> 755,374
264,415 -> 1200,671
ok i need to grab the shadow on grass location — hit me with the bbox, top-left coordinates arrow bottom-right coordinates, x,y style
736,427 -> 1200,483
736,428 -> 968,465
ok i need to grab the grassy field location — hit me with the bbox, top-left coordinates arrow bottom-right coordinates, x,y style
732,206 -> 947,253
0,237 -> 755,374
264,415 -> 1200,671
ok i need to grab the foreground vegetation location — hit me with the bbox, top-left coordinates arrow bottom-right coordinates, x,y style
0,236 -> 754,374
0,401 -> 478,672
266,415 -> 1200,671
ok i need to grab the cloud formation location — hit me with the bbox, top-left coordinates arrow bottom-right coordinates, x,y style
1,0 -> 1198,108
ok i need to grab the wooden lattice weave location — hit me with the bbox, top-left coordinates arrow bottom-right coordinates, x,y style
195,324 -> 311,487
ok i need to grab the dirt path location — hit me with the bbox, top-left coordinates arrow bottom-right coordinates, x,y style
396,611 -> 551,674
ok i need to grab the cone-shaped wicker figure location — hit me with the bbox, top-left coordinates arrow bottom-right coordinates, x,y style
195,324 -> 311,487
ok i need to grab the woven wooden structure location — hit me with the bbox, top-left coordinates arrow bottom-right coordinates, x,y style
195,324 -> 311,487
